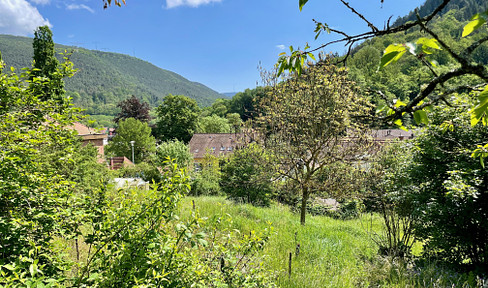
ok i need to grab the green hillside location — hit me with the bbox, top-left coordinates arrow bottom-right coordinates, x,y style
0,34 -> 222,116
392,0 -> 487,27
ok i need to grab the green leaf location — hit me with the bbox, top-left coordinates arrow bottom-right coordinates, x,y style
462,13 -> 487,37
3,264 -> 15,271
394,99 -> 406,108
29,263 -> 37,277
375,104 -> 387,114
470,85 -> 488,126
379,44 -> 406,70
413,110 -> 429,125
299,0 -> 308,11
416,38 -> 441,54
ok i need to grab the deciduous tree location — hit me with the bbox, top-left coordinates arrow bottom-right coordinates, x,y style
197,114 -> 231,133
155,94 -> 200,143
105,117 -> 156,163
113,95 -> 151,124
220,143 -> 275,206
154,139 -> 192,169
257,57 -> 371,224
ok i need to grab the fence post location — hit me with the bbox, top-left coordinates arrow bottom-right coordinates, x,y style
288,252 -> 292,278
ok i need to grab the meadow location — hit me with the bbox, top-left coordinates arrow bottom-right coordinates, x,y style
179,196 -> 481,288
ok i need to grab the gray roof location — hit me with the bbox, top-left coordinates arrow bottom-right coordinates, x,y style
189,133 -> 247,159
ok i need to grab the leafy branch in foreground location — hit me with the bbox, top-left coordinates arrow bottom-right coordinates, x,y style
280,0 -> 488,128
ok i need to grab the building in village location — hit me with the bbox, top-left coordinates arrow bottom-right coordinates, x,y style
69,122 -> 133,169
188,133 -> 248,163
188,130 -> 414,162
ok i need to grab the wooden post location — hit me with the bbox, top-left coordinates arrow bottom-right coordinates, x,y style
192,200 -> 195,211
288,252 -> 292,278
75,238 -> 80,261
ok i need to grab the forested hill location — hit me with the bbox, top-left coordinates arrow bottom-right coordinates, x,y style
0,34 -> 222,115
392,0 -> 487,27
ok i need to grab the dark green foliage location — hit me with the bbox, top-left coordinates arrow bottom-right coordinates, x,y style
392,0 -> 487,27
32,26 -> 58,79
113,95 -> 151,124
105,117 -> 156,163
114,161 -> 161,183
155,94 -> 200,143
229,87 -> 266,121
0,34 -> 221,116
409,100 -> 488,271
220,144 -> 275,206
31,26 -> 65,103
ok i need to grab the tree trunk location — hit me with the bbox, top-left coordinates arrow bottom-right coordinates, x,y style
300,187 -> 309,225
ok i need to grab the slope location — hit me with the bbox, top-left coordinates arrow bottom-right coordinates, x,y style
0,34 -> 222,116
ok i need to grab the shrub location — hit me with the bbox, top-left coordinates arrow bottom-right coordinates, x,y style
154,139 -> 192,170
190,153 -> 222,196
76,163 -> 276,287
220,143 -> 275,206
114,161 -> 161,183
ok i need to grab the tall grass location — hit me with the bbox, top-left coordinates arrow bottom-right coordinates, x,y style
180,197 -> 377,288
180,196 -> 483,288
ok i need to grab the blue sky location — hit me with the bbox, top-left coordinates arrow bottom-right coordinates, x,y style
0,0 -> 424,93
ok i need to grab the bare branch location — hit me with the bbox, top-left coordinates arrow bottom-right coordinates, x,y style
464,35 -> 488,57
339,0 -> 379,32
303,0 -> 451,60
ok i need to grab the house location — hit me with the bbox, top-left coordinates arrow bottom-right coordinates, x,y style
69,122 -> 108,161
189,133 -> 248,162
188,129 -> 413,162
371,129 -> 414,143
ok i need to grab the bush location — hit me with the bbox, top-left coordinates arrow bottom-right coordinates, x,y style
114,161 -> 161,183
220,143 -> 275,206
190,153 -> 222,196
76,163 -> 276,287
154,139 -> 192,170
408,101 -> 488,271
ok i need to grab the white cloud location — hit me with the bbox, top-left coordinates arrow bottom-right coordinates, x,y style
0,0 -> 51,36
166,0 -> 222,9
29,0 -> 50,5
66,3 -> 94,13
276,44 -> 286,50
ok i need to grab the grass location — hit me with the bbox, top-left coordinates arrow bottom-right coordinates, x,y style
51,188 -> 480,287
179,196 -> 482,288
180,196 -> 378,288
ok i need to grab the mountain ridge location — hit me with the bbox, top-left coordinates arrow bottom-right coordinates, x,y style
0,34 -> 222,116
